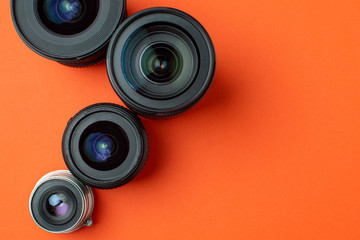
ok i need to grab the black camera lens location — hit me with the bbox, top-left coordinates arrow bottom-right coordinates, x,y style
107,7 -> 216,118
11,0 -> 126,67
30,170 -> 94,233
62,103 -> 148,189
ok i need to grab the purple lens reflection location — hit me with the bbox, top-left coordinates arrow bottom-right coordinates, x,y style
46,193 -> 70,217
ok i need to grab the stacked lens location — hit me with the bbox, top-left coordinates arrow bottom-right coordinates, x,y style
12,0 -> 216,234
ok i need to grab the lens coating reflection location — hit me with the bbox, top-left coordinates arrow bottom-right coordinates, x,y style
79,121 -> 129,171
38,0 -> 99,35
46,193 -> 70,217
44,0 -> 83,24
140,43 -> 182,84
121,24 -> 198,100
83,133 -> 116,163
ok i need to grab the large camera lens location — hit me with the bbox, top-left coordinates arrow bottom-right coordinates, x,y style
62,103 -> 148,189
11,0 -> 126,67
29,170 -> 94,233
107,7 -> 216,118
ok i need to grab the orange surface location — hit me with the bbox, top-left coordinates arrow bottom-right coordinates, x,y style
1,0 -> 360,239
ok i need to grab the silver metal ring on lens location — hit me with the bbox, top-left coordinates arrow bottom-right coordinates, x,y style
29,170 -> 94,233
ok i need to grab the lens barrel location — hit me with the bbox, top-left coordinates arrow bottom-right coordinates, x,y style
107,7 -> 216,119
29,170 -> 94,233
62,103 -> 148,189
11,0 -> 127,67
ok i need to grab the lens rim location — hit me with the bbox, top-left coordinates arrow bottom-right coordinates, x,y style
62,103 -> 148,189
107,7 -> 216,118
29,170 -> 94,233
11,0 -> 126,67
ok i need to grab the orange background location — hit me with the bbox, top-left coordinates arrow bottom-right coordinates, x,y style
1,0 -> 360,239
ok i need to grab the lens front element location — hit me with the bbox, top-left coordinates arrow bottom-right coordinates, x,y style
140,43 -> 183,84
83,133 -> 116,162
121,24 -> 198,100
46,193 -> 70,217
45,0 -> 83,23
80,121 -> 129,171
38,0 -> 99,35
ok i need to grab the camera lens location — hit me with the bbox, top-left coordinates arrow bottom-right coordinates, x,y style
107,7 -> 216,118
62,103 -> 148,189
11,0 -> 126,67
29,170 -> 94,233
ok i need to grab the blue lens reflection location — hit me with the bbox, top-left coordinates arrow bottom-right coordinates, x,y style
44,0 -> 83,24
47,193 -> 70,217
83,133 -> 116,163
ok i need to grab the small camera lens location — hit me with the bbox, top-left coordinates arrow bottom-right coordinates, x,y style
107,7 -> 216,118
29,170 -> 94,233
11,0 -> 126,67
62,103 -> 148,189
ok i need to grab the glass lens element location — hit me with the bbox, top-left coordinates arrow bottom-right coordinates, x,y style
44,0 -> 83,24
79,121 -> 129,171
121,24 -> 198,100
140,43 -> 182,83
83,133 -> 116,163
38,0 -> 99,35
46,193 -> 70,217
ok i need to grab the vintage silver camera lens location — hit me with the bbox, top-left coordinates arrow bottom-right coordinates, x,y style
29,170 -> 94,233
